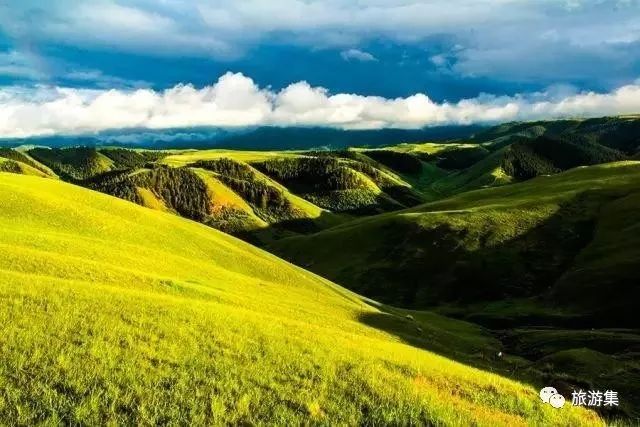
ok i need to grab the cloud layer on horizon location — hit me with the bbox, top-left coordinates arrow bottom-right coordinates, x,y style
1,72 -> 640,138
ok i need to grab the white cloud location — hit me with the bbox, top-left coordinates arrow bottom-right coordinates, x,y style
2,72 -> 640,138
340,49 -> 377,62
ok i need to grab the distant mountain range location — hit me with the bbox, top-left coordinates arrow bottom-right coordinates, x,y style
0,125 -> 485,150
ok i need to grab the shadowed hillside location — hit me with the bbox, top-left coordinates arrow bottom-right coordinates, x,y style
271,162 -> 640,325
270,162 -> 640,418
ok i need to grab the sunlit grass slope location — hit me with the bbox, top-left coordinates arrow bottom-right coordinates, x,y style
0,173 -> 599,425
162,149 -> 301,166
0,157 -> 49,177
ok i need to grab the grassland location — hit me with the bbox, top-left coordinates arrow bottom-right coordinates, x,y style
0,157 -> 49,177
8,147 -> 423,238
271,161 -> 640,316
9,123 -> 635,243
2,116 -> 639,423
0,172 -> 603,425
161,149 -> 302,166
270,162 -> 640,419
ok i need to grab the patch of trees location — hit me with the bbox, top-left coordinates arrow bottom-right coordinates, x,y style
84,170 -> 142,204
346,161 -> 423,207
101,148 -> 166,169
193,159 -> 254,180
346,161 -> 387,184
423,146 -> 489,170
501,144 -> 560,180
362,150 -> 423,174
502,136 -> 626,180
252,157 -> 369,194
204,206 -> 259,234
561,117 -> 640,155
252,156 -> 423,212
87,166 -> 211,220
541,137 -> 624,169
192,159 -> 297,222
135,167 -> 210,220
304,189 -> 395,214
0,148 -> 48,173
0,160 -> 22,174
28,147 -> 110,181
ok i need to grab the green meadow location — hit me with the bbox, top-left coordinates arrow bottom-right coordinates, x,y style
0,173 -> 602,425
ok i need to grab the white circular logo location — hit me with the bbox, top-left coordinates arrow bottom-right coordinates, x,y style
539,387 -> 558,403
549,393 -> 566,408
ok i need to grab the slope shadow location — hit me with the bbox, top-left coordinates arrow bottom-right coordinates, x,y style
329,189 -> 639,329
356,305 -> 636,420
262,184 -> 640,418
306,188 -> 640,419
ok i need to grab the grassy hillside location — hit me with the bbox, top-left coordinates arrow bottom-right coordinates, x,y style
371,117 -> 640,199
28,147 -> 115,180
271,161 -> 640,324
501,136 -> 626,180
25,147 -> 166,181
0,157 -> 49,177
24,120 -> 637,241
0,172 -> 601,425
475,116 -> 640,156
0,148 -> 55,175
251,156 -> 407,214
271,162 -> 640,418
24,148 -> 423,238
191,159 -> 317,223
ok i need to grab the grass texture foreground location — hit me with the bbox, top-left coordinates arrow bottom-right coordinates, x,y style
0,173 -> 602,425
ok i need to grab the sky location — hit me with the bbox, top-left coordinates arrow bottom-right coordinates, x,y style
0,0 -> 639,138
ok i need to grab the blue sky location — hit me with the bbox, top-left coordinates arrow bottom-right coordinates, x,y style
0,1 -> 639,137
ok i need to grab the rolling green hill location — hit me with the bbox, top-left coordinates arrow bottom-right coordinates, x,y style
0,157 -> 49,177
270,162 -> 640,418
20,147 -> 426,238
475,116 -> 640,156
0,148 -> 55,176
15,118 -> 638,242
271,161 -> 640,323
0,172 -> 601,425
27,147 -> 116,180
3,117 -> 640,421
361,116 -> 640,199
501,136 -> 626,180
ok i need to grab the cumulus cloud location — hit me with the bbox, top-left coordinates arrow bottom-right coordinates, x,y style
340,49 -> 377,62
1,72 -> 640,138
